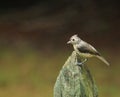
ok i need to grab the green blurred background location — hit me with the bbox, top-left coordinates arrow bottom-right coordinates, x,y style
0,0 -> 120,97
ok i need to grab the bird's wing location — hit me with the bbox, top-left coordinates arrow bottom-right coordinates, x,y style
78,41 -> 100,56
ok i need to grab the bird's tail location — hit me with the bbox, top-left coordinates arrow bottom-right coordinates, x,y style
96,56 -> 110,66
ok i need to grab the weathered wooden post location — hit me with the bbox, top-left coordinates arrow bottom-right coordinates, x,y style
54,51 -> 98,97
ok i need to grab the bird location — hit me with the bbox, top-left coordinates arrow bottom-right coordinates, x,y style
67,34 -> 110,66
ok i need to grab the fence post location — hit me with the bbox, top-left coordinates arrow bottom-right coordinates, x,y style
54,51 -> 98,97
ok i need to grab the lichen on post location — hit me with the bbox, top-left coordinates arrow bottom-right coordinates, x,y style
54,51 -> 98,97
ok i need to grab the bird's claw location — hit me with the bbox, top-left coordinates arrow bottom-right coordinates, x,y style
75,58 -> 88,66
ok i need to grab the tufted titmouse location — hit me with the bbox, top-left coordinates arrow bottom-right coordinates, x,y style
67,34 -> 110,66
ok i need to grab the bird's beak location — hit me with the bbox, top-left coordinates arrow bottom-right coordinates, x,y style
67,40 -> 71,44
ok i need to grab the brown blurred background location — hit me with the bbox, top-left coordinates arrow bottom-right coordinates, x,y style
0,0 -> 120,97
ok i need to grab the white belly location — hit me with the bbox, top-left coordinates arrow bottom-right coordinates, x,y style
77,52 -> 93,58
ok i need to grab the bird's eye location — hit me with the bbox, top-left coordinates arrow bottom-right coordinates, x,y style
72,39 -> 75,41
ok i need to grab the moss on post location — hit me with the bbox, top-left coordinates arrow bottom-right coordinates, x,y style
54,51 -> 98,97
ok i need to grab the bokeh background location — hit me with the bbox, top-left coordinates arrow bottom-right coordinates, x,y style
0,0 -> 120,97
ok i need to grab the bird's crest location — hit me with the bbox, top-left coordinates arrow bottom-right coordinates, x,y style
73,34 -> 78,37
71,34 -> 78,39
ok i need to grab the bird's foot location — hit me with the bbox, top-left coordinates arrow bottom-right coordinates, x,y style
76,58 -> 88,66
76,62 -> 83,66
